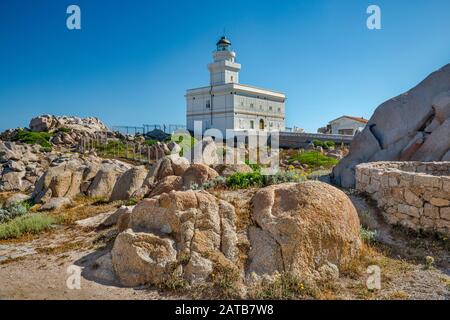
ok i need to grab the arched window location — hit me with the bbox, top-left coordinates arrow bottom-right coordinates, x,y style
259,119 -> 265,130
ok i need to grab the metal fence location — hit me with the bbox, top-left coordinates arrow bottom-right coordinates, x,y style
112,124 -> 187,136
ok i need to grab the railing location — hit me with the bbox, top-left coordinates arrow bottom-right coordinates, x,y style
112,124 -> 187,136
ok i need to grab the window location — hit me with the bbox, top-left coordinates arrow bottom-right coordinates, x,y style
206,100 -> 210,109
240,101 -> 244,107
269,106 -> 273,111
231,76 -> 234,82
338,129 -> 354,135
250,120 -> 254,129
250,103 -> 254,108
278,107 -> 281,112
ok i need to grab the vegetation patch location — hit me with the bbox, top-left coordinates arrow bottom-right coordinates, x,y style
288,151 -> 338,169
15,130 -> 53,148
312,140 -> 335,149
0,200 -> 34,224
225,171 -> 306,189
249,272 -> 315,299
0,213 -> 57,240
143,139 -> 158,146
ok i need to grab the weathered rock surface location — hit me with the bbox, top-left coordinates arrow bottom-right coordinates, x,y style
39,197 -> 71,211
111,190 -> 238,286
333,64 -> 450,188
29,115 -> 109,134
111,229 -> 178,287
0,142 -> 48,192
87,162 -> 130,199
181,163 -> 219,189
248,181 -> 362,279
109,166 -> 148,201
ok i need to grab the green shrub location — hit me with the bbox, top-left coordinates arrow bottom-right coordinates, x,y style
15,130 -> 53,148
252,272 -> 313,299
244,159 -> 262,172
143,139 -> 158,146
226,172 -> 264,189
0,214 -> 57,240
312,140 -> 335,149
288,151 -> 338,169
264,171 -> 306,185
56,127 -> 71,134
360,227 -> 377,244
0,200 -> 34,224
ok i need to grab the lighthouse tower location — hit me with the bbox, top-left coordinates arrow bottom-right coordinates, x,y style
207,36 -> 241,85
186,36 -> 286,134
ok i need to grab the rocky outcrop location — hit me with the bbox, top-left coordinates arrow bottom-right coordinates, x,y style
333,64 -> 450,188
87,162 -> 130,199
111,229 -> 178,287
32,154 -> 131,205
0,142 -> 49,192
248,181 -> 362,280
29,115 -> 109,134
109,166 -> 148,201
111,190 -> 238,287
181,163 -> 219,189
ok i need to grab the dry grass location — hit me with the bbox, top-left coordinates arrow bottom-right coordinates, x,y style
48,196 -> 121,224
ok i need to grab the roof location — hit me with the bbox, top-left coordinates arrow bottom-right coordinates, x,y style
216,36 -> 231,46
329,115 -> 369,124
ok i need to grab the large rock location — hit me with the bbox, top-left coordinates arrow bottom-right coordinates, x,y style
87,162 -> 129,199
109,166 -> 148,201
111,190 -> 238,286
111,229 -> 177,287
148,175 -> 183,198
333,64 -> 450,187
181,163 -> 219,189
248,181 -> 361,280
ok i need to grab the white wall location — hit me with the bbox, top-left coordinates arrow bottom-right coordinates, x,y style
330,118 -> 366,135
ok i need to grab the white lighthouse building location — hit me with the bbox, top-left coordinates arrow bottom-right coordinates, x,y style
186,37 -> 286,135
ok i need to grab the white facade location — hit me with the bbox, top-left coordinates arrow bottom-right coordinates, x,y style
186,37 -> 286,135
329,116 -> 368,135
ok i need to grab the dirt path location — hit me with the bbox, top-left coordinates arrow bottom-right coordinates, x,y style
0,224 -> 183,300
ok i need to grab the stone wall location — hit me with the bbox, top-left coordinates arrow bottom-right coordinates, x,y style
355,161 -> 450,235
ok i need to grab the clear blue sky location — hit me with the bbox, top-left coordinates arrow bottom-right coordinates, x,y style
1,0 -> 449,133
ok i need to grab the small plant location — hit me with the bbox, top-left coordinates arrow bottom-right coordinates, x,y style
0,200 -> 34,224
312,140 -> 335,149
0,213 -> 57,240
263,171 -> 306,185
424,256 -> 435,270
210,264 -> 242,299
360,227 -> 377,244
124,198 -> 139,206
252,272 -> 313,299
244,159 -> 262,172
190,176 -> 227,190
226,172 -> 264,189
15,129 -> 53,148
